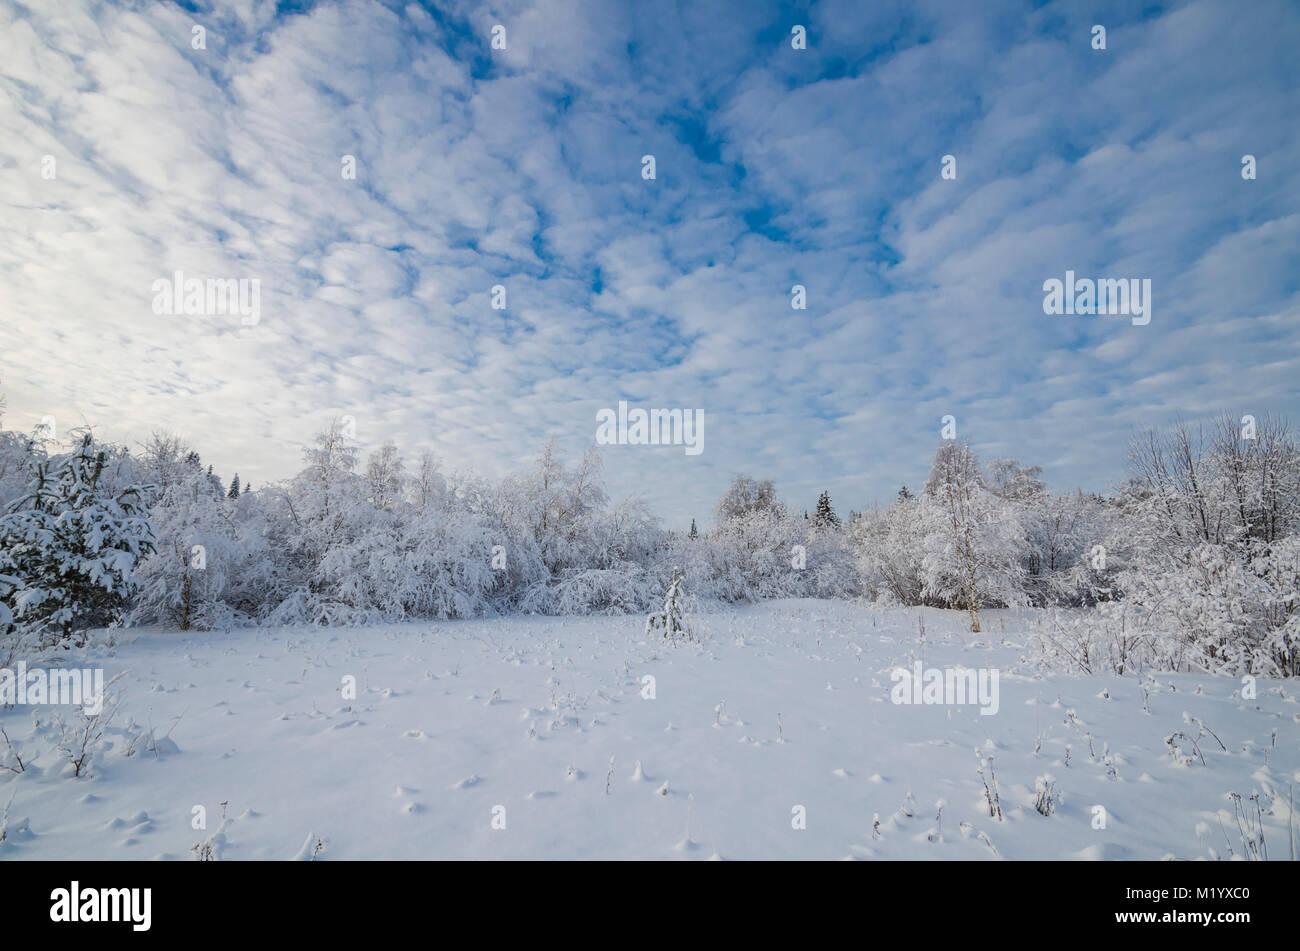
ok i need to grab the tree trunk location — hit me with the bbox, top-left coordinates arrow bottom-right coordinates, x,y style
963,529 -> 981,633
181,571 -> 192,631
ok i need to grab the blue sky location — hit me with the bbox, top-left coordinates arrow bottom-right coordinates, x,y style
1,0 -> 1297,526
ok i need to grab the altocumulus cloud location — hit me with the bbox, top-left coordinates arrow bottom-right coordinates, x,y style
0,0 -> 1297,525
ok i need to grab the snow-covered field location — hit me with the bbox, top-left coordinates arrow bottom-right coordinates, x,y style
1,599 -> 1296,860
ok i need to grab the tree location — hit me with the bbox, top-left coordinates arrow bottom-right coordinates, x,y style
228,474 -> 241,499
897,485 -> 913,501
1024,489 -> 1109,605
1107,414 -> 1300,674
815,490 -> 840,528
411,451 -> 446,511
277,419 -> 365,585
300,417 -> 360,528
645,566 -> 691,641
924,442 -> 985,632
364,441 -> 405,512
513,442 -> 609,577
715,474 -> 784,522
987,459 -> 1052,602
0,433 -> 155,646
709,505 -> 807,602
205,463 -> 223,498
131,461 -> 266,631
688,518 -> 698,540
851,496 -> 933,606
138,432 -> 191,497
986,459 -> 1046,504
0,428 -> 37,511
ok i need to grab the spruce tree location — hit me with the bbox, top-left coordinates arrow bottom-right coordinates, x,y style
645,567 -> 691,642
688,518 -> 697,540
206,464 -> 223,498
814,490 -> 840,527
0,433 -> 155,646
228,474 -> 241,499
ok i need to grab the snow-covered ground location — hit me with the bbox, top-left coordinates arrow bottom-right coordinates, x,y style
1,599 -> 1296,860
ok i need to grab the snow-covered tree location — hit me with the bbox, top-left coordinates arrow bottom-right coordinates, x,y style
986,458 -> 1046,504
130,455 -> 269,631
1026,490 -> 1112,605
923,442 -> 988,631
1100,417 -> 1300,674
410,451 -> 447,510
0,428 -> 39,511
254,419 -> 372,625
364,441 -> 405,512
814,489 -> 840,528
715,474 -> 784,522
646,566 -> 691,641
851,496 -> 933,605
0,433 -> 155,646
802,518 -> 860,598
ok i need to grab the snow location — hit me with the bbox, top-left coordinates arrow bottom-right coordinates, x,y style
1,599 -> 1296,860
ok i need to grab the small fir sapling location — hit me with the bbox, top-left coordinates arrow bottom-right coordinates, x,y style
645,567 -> 692,642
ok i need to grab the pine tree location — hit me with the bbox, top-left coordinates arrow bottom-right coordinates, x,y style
688,518 -> 698,540
898,485 -> 913,501
0,433 -> 155,646
228,474 -> 241,499
815,490 -> 840,527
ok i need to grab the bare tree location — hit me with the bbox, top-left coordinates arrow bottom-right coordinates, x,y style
1128,414 -> 1300,548
1210,412 -> 1299,544
411,451 -> 446,511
